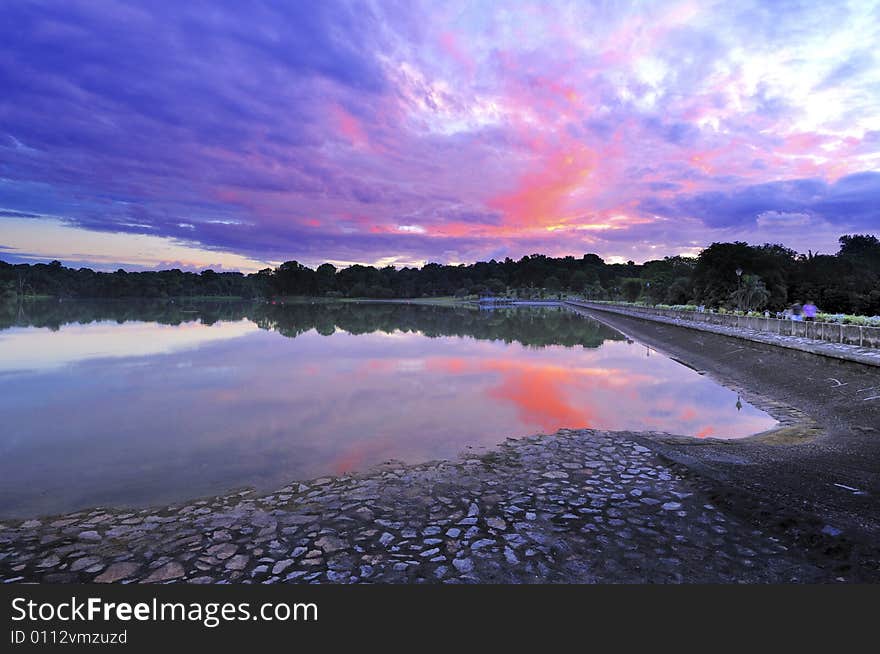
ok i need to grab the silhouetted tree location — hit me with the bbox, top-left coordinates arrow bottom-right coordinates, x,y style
729,274 -> 770,311
1,233 -> 877,312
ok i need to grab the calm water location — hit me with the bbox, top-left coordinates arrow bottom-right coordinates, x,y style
0,301 -> 777,517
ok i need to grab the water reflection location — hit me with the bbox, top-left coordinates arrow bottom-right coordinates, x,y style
0,301 -> 777,517
0,320 -> 258,372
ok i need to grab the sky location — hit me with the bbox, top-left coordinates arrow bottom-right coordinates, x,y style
1,0 -> 878,272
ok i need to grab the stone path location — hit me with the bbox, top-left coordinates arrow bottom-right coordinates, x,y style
567,302 -> 880,368
1,429 -> 857,584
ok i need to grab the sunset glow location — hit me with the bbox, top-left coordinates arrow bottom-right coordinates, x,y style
1,1 -> 878,270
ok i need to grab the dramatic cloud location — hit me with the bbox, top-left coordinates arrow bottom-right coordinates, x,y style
641,172 -> 880,228
1,0 -> 878,270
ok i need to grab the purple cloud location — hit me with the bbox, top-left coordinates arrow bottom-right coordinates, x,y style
640,172 -> 880,229
0,0 -> 878,270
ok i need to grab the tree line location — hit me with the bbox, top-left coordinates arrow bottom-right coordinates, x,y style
0,300 -> 623,350
2,233 -> 878,314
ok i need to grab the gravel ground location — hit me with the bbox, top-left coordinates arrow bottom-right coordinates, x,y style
2,429 -> 867,584
570,308 -> 880,544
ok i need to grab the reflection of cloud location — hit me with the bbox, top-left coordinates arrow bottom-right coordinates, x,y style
0,319 -> 777,515
0,320 -> 259,372
328,436 -> 394,475
426,356 -> 651,433
487,366 -> 593,433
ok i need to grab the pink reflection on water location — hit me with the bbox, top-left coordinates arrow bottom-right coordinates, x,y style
0,319 -> 778,516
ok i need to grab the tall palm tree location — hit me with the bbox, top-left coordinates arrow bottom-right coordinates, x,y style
730,274 -> 770,311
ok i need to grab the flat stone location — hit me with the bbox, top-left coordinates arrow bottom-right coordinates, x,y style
822,525 -> 842,537
207,543 -> 238,560
225,555 -> 249,571
78,531 -> 102,541
70,556 -> 103,572
50,519 -> 77,528
272,559 -> 294,575
452,558 -> 474,573
145,561 -> 185,583
354,507 -> 374,521
94,562 -> 140,583
315,535 -> 344,553
286,515 -> 318,525
486,517 -> 507,530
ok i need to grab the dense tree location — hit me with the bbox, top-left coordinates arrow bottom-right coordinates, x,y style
2,233 -> 877,313
0,259 -> 258,300
729,274 -> 770,311
838,234 -> 880,272
544,276 -> 561,292
621,278 -> 643,302
690,242 -> 797,309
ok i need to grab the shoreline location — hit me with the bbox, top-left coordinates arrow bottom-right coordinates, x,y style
567,309 -> 880,540
3,304 -> 879,583
3,426 -> 876,584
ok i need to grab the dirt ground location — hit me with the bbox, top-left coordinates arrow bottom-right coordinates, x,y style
575,308 -> 880,574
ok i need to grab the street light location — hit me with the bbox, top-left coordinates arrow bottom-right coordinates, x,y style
735,267 -> 743,311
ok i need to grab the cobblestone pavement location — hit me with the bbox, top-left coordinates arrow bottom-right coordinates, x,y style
2,429 -> 867,584
567,302 -> 880,368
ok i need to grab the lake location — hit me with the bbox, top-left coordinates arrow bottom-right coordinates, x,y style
0,300 -> 777,517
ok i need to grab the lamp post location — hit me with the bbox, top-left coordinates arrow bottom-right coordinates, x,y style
735,267 -> 743,311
